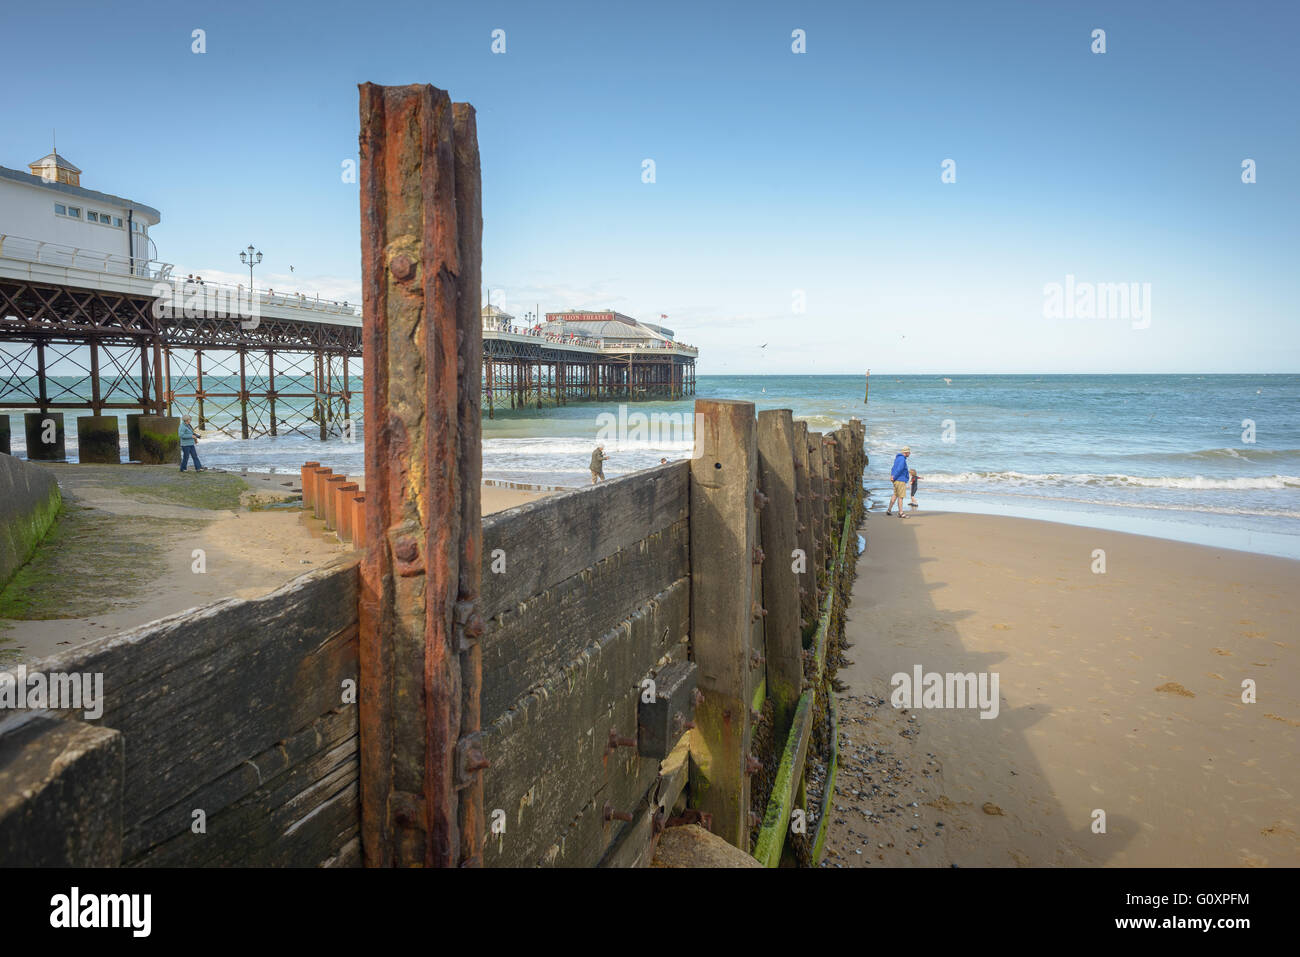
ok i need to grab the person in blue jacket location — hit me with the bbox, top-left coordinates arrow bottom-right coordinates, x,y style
179,416 -> 203,472
885,445 -> 910,517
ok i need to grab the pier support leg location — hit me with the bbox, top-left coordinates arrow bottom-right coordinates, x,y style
268,349 -> 278,436
24,412 -> 65,461
689,398 -> 758,850
238,347 -> 250,440
358,82 -> 484,868
77,415 -> 120,464
196,350 -> 206,429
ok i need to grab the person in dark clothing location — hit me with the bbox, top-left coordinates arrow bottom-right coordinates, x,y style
590,445 -> 609,483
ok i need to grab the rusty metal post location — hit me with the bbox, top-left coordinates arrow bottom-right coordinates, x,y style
358,82 -> 484,868
300,462 -> 320,510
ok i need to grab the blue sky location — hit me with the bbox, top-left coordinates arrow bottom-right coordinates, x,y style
2,0 -> 1296,374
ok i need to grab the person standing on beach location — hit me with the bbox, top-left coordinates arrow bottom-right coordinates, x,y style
179,416 -> 203,473
885,445 -> 910,517
590,445 -> 609,484
909,468 -> 920,508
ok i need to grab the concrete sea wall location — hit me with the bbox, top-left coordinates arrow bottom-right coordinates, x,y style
0,453 -> 61,592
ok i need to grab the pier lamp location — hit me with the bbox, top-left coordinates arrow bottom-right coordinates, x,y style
239,245 -> 263,291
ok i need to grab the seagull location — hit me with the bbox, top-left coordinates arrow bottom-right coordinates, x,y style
290,265 -> 295,273
760,343 -> 768,349
943,377 -> 952,385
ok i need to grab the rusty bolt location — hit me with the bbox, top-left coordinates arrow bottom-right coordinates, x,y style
749,652 -> 765,670
464,611 -> 485,640
751,602 -> 767,621
389,254 -> 416,281
603,802 -> 634,824
394,538 -> 419,563
746,754 -> 762,775
465,748 -> 490,773
753,489 -> 769,510
752,545 -> 765,564
608,728 -> 637,750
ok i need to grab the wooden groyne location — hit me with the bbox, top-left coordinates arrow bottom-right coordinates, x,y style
0,82 -> 865,868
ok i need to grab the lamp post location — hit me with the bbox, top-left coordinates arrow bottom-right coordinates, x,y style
239,244 -> 263,292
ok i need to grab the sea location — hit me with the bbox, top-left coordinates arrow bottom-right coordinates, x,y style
9,374 -> 1300,559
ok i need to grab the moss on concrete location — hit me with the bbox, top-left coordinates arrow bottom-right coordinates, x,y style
76,416 -> 121,464
117,470 -> 248,511
0,503 -> 207,620
138,416 -> 180,464
0,461 -> 62,593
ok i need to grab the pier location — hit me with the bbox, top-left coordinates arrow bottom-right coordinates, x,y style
0,236 -> 696,453
483,319 -> 697,414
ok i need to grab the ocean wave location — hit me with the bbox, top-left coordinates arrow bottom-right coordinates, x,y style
883,487 -> 1300,520
915,471 -> 1300,491
1126,447 -> 1300,463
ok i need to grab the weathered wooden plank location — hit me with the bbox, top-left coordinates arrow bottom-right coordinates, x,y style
757,409 -> 801,742
598,732 -> 692,868
806,431 -> 826,577
481,462 -> 688,620
688,399 -> 757,849
479,580 -> 689,867
0,711 -> 123,866
27,564 -> 359,842
481,518 -> 689,720
792,420 -> 816,629
125,707 -> 358,865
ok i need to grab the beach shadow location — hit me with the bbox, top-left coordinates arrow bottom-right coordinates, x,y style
834,509 -> 1138,867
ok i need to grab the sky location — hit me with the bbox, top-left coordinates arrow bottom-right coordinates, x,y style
2,0 -> 1296,374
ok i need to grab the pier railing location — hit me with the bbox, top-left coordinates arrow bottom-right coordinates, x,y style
0,233 -> 173,280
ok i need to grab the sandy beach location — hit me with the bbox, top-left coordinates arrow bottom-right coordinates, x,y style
824,509 -> 1299,868
1,466 -> 546,664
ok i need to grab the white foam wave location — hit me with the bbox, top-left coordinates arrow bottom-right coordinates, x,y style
915,471 -> 1300,491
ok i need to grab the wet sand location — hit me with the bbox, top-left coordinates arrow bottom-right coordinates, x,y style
825,509 -> 1299,867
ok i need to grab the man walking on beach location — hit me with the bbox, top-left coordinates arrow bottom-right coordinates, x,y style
885,445 -> 910,517
179,416 -> 203,473
590,444 -> 609,484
